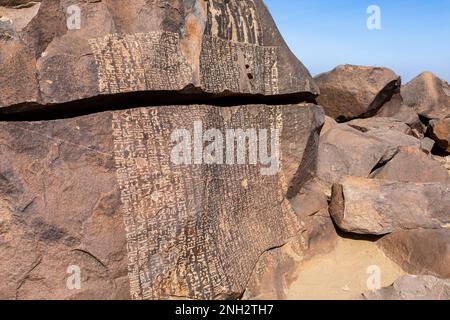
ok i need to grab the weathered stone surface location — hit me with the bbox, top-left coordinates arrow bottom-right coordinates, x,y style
315,65 -> 400,121
429,118 -> 450,153
320,116 -> 337,137
330,176 -> 450,235
364,275 -> 450,300
317,124 -> 420,194
371,146 -> 449,183
0,103 -> 323,300
379,229 -> 450,279
402,72 -> 450,120
0,0 -> 318,112
376,93 -> 424,136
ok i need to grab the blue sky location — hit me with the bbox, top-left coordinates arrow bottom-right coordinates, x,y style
264,0 -> 450,83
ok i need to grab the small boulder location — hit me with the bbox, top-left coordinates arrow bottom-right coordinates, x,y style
420,137 -> 436,154
371,146 -> 449,183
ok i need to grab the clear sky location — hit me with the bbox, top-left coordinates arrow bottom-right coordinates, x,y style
264,0 -> 450,83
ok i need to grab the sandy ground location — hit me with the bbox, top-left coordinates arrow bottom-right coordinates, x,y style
286,236 -> 406,300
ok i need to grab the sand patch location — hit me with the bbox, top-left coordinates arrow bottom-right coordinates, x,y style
286,236 -> 406,300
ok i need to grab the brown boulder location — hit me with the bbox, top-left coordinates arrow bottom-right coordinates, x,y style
429,118 -> 450,153
317,124 -> 420,194
0,103 -> 323,300
402,72 -> 450,120
315,65 -> 400,121
330,176 -> 450,235
379,229 -> 450,279
371,146 -> 449,183
364,275 -> 450,300
0,0 -> 318,112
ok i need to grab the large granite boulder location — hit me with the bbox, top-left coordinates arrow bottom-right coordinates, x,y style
0,0 -> 318,113
0,0 -> 327,300
330,176 -> 450,235
315,65 -> 400,121
402,72 -> 450,120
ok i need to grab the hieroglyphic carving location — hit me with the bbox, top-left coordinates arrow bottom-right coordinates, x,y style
89,31 -> 192,94
205,0 -> 263,45
112,105 -> 299,300
200,36 -> 278,95
89,30 -> 279,96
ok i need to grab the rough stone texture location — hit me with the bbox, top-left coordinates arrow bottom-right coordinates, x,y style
402,72 -> 450,120
364,275 -> 450,300
320,116 -> 337,136
371,146 -> 449,183
429,118 -> 450,153
379,229 -> 450,279
330,176 -> 450,235
315,65 -> 400,121
317,124 -> 420,195
420,137 -> 436,154
376,93 -> 424,136
0,0 -> 318,113
0,103 -> 323,300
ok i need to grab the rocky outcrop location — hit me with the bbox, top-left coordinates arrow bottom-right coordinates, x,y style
379,229 -> 450,279
0,0 -> 318,113
315,65 -> 400,121
402,72 -> 450,120
0,0 -> 328,300
330,177 -> 450,235
0,103 -> 324,300
364,275 -> 450,300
